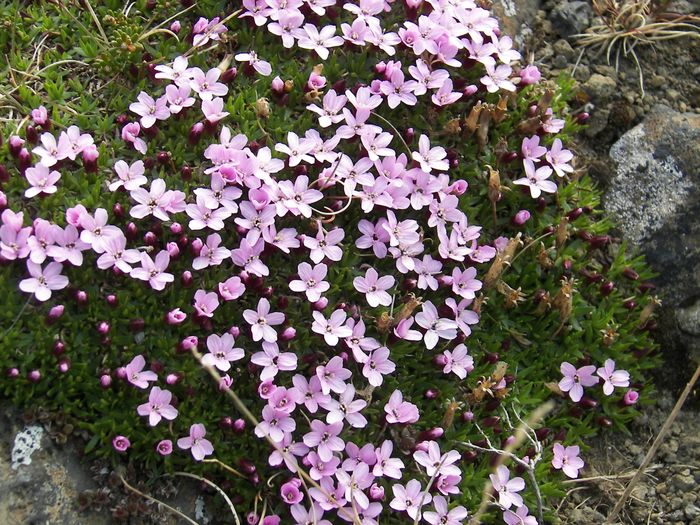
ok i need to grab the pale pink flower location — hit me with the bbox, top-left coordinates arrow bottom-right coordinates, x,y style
251,342 -> 298,380
130,251 -> 174,291
129,91 -> 170,128
552,443 -> 585,479
234,51 -> 272,76
480,63 -> 516,93
202,333 -> 244,371
441,344 -> 474,379
424,495 -> 469,525
312,310 -> 352,346
121,122 -> 147,154
177,423 -> 214,461
384,390 -> 420,424
546,138 -> 574,177
431,79 -> 462,106
513,160 -> 557,198
353,267 -> 394,307
193,289 -> 219,318
109,160 -> 147,192
289,262 -> 330,302
124,355 -> 158,389
596,359 -> 630,395
297,24 -> 344,60
243,297 -> 285,342
137,386 -> 178,426
255,405 -> 296,443
189,67 -> 228,100
303,226 -> 344,263
218,275 -> 245,301
193,233 -> 230,270
96,235 -> 141,273
315,355 -> 352,395
414,441 -> 461,478
165,84 -> 196,114
362,346 -> 396,387
490,465 -> 525,509
558,362 -> 599,402
390,479 -> 431,520
503,505 -> 538,525
19,260 -> 69,301
415,301 -> 458,350
24,164 -> 61,198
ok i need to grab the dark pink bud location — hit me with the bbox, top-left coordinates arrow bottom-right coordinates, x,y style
8,135 -> 24,157
271,76 -> 284,94
170,20 -> 181,33
576,112 -> 590,124
75,290 -> 89,304
167,241 -> 180,258
623,299 -> 636,310
221,67 -> 238,83
597,416 -> 613,428
18,148 -> 32,170
448,179 -> 468,195
57,359 -> 71,373
424,388 -> 439,399
566,207 -> 584,220
233,418 -> 246,434
220,416 -> 234,429
181,271 -> 193,287
27,370 -> 41,382
129,318 -> 145,332
112,202 -> 124,218
578,396 -> 598,409
82,145 -> 99,172
25,125 -> 38,144
600,281 -> 615,296
511,209 -> 531,226
125,222 -> 138,240
0,164 -> 8,182
53,340 -> 66,356
622,267 -> 639,280
281,326 -> 296,341
189,122 -> 204,144
178,335 -> 198,353
115,367 -> 127,380
170,222 -> 183,235
166,373 -> 181,385
422,427 -> 444,440
369,483 -> 385,501
312,297 -> 329,311
404,127 -> 415,143
482,416 -> 501,428
143,231 -> 158,245
47,304 -> 65,323
433,354 -> 447,367
463,84 -> 478,96
106,294 -> 118,307
7,367 -> 20,379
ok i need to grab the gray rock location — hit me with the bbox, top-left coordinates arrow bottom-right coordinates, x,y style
584,73 -> 618,104
677,300 -> 700,335
551,1 -> 593,37
584,108 -> 610,137
605,105 -> 700,308
491,0 -> 541,46
671,473 -> 697,492
553,38 -> 575,60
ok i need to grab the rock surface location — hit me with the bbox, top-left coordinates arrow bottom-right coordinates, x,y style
605,105 -> 700,310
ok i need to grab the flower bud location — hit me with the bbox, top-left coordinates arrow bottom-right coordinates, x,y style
622,390 -> 639,406
596,416 -> 613,428
0,164 -> 8,182
369,483 -> 385,501
221,67 -> 238,83
280,326 -> 296,341
312,297 -> 329,311
519,65 -> 541,85
566,207 -> 584,221
233,418 -> 246,434
578,396 -> 598,409
75,290 -> 89,305
57,359 -> 71,373
576,112 -> 590,124
25,125 -> 38,144
463,84 -> 478,96
27,369 -> 41,383
189,122 -> 204,144
18,148 -> 31,170
106,294 -> 118,307
46,304 -> 65,324
97,321 -> 110,335
167,241 -> 180,258
52,340 -> 66,356
125,222 -> 138,240
600,281 -> 615,296
7,367 -> 20,379
181,270 -> 193,287
166,373 -> 182,385
129,318 -> 145,332
170,20 -> 181,33
424,388 -> 439,399
112,435 -> 131,453
271,76 -> 284,95
461,411 -> 474,422
82,144 -> 99,173
8,135 -> 24,157
178,335 -> 198,353
622,267 -> 639,280
166,308 -> 187,325
511,209 -> 531,226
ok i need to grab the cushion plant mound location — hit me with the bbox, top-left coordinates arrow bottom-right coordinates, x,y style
0,0 -> 659,523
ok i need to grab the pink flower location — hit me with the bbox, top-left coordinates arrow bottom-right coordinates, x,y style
303,420 -> 344,462
490,465 -> 525,509
380,69 -> 418,109
156,439 -> 173,456
373,440 -> 404,479
166,308 -> 187,325
412,135 -> 450,173
390,479 -> 431,520
112,435 -> 130,453
297,24 -> 343,60
202,97 -> 229,123
315,355 -> 352,395
124,355 -> 158,389
165,84 -> 195,114
596,359 -> 630,395
109,160 -> 147,192
19,260 -> 69,301
130,251 -> 174,291
413,441 -> 461,478
31,105 -> 48,125
362,346 -> 396,387
46,224 -> 89,266
552,443 -> 585,478
384,390 -> 419,424
177,423 -> 214,461
289,262 -> 330,302
361,130 -> 394,162
558,362 -> 599,402
519,65 -> 541,86
521,135 -> 547,163
321,384 -> 367,428
480,63 -> 516,93
431,79 -> 462,107
312,310 -> 352,346
281,480 -> 303,505
137,386 -> 178,426
304,225 -> 344,263
202,333 -> 244,371
243,298 -> 285,342
415,301 -> 458,350
451,266 -> 482,299
353,267 -> 395,307
623,390 -> 639,406
275,131 -> 315,167
24,164 -> 61,198
234,51 -> 272,76
441,344 -> 474,379
193,289 -> 219,318
503,505 -> 538,525
291,374 -> 329,413
255,405 -> 296,443
218,275 -> 246,301
130,179 -> 178,222
193,233 -> 230,270
121,122 -> 147,154
546,138 -> 574,177
129,91 -> 170,128
32,132 -> 66,167
79,208 -> 121,253
513,160 -> 557,198
424,495 -> 468,525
